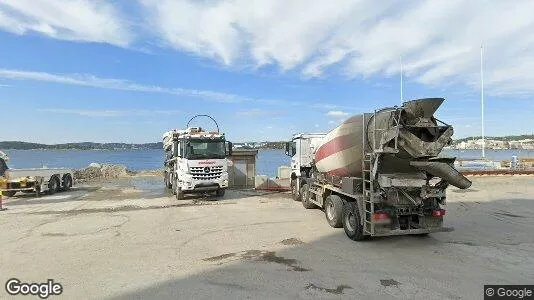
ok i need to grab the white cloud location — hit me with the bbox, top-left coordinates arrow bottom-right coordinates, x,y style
3,1 -> 533,96
0,69 -> 253,103
139,0 -> 534,95
38,108 -> 181,117
0,68 -> 349,109
326,110 -> 349,117
0,0 -> 131,46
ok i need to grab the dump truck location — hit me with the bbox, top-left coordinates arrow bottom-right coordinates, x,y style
163,116 -> 232,200
0,151 -> 74,197
286,98 -> 472,241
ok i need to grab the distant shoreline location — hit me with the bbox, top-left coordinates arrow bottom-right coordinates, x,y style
0,141 -> 285,151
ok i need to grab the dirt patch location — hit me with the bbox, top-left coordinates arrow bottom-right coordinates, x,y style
452,189 -> 479,193
74,164 -> 132,182
280,238 -> 305,245
493,211 -> 526,218
29,202 -> 237,215
203,253 -> 237,262
380,279 -> 401,287
445,241 -> 479,246
305,283 -> 352,295
245,250 -> 309,272
204,250 -> 310,272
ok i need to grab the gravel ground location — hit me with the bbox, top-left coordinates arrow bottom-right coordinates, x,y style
1,175 -> 533,299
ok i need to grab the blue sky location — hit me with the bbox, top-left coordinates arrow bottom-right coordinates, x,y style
1,0 -> 533,143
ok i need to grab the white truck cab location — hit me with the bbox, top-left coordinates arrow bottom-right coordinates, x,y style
285,133 -> 326,201
163,127 -> 232,199
286,133 -> 326,178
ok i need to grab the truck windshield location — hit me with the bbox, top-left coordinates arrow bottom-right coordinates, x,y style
185,139 -> 226,159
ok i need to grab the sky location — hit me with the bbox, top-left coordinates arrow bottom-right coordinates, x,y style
1,0 -> 533,144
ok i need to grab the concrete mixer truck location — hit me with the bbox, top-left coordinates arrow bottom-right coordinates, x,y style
286,98 -> 471,241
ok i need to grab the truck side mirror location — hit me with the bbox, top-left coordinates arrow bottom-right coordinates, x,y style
226,141 -> 233,156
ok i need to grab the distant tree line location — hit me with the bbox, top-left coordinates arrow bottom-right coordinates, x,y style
262,142 -> 286,149
0,140 -> 289,151
453,134 -> 534,144
0,141 -> 163,150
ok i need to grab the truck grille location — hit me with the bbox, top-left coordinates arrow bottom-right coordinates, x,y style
190,166 -> 223,180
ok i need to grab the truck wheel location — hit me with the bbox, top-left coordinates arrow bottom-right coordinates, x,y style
175,187 -> 185,200
342,201 -> 367,241
301,184 -> 316,209
172,178 -> 177,195
165,172 -> 172,189
325,195 -> 343,228
2,191 -> 16,197
291,180 -> 301,202
216,188 -> 226,197
62,174 -> 73,191
48,176 -> 60,195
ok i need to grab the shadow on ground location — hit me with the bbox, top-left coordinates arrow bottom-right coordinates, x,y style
108,197 -> 534,299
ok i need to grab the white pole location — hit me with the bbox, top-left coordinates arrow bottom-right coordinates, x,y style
400,56 -> 403,106
481,44 -> 485,158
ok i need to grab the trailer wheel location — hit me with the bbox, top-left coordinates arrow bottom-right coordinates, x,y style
172,178 -> 177,195
343,201 -> 367,241
62,174 -> 73,191
301,184 -> 316,209
291,180 -> 301,202
325,195 -> 343,228
48,176 -> 60,195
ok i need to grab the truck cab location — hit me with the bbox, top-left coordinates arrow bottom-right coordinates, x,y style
285,133 -> 326,200
164,127 -> 232,199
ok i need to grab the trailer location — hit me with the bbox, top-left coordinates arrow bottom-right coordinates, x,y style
0,152 -> 74,197
286,98 -> 472,241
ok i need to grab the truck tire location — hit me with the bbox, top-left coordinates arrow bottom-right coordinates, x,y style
165,172 -> 172,189
35,185 -> 41,198
2,191 -> 16,197
325,195 -> 343,228
163,172 -> 168,188
342,201 -> 367,241
175,187 -> 185,200
62,174 -> 73,191
172,178 -> 177,195
291,180 -> 301,202
301,184 -> 316,209
216,188 -> 225,198
48,176 -> 60,195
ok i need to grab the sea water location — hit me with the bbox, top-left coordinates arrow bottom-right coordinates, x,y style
2,148 -> 532,178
